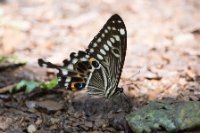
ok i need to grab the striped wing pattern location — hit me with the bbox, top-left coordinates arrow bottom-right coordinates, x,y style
38,14 -> 127,98
86,14 -> 127,98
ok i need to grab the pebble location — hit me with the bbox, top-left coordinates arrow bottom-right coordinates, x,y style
0,116 -> 12,130
50,118 -> 60,124
84,121 -> 93,128
94,118 -> 108,128
74,112 -> 83,118
64,125 -> 73,132
79,125 -> 89,131
27,124 -> 37,133
25,101 -> 36,109
35,118 -> 42,125
36,100 -> 64,112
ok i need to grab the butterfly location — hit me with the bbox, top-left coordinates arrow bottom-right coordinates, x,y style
38,14 -> 127,98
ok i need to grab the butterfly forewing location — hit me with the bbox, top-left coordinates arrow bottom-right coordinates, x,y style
86,14 -> 127,98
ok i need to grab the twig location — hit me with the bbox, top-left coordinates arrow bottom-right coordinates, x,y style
0,84 -> 16,93
0,63 -> 26,71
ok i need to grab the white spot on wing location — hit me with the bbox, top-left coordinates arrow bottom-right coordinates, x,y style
67,64 -> 73,70
112,21 -> 115,23
120,28 -> 125,35
114,35 -> 120,41
61,69 -> 68,75
89,48 -> 94,53
80,57 -> 87,61
93,43 -> 97,47
103,44 -> 109,51
112,27 -> 116,30
107,40 -> 112,47
110,38 -> 115,43
104,29 -> 108,33
85,55 -> 90,58
64,83 -> 69,87
100,49 -> 106,55
42,63 -> 47,67
97,38 -> 101,43
58,77 -> 61,82
101,33 -> 105,38
107,26 -> 111,30
66,77 -> 71,82
72,58 -> 78,64
97,54 -> 103,60
118,20 -> 122,23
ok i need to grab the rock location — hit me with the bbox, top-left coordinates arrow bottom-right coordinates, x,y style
50,118 -> 60,124
105,127 -> 117,132
0,116 -> 12,130
35,118 -> 42,125
73,111 -> 83,118
64,125 -> 73,133
27,124 -> 37,133
84,121 -> 93,128
94,118 -> 108,128
79,125 -> 89,131
25,101 -> 37,109
36,100 -> 64,112
49,125 -> 57,130
126,101 -> 200,133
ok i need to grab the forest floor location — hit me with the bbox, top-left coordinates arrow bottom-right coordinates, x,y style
0,0 -> 200,132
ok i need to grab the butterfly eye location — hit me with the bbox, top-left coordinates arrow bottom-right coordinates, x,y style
74,83 -> 86,90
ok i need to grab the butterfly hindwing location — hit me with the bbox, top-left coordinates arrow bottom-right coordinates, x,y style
39,50 -> 92,91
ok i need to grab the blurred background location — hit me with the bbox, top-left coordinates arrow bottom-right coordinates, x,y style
0,0 -> 200,99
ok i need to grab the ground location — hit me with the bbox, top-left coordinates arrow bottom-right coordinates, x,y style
0,0 -> 200,132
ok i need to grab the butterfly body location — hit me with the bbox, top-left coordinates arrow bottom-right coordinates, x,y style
38,14 -> 127,98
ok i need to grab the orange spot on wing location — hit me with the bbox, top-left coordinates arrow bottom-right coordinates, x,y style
70,83 -> 77,91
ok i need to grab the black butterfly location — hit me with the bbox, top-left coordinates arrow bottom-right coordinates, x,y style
38,14 -> 127,98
